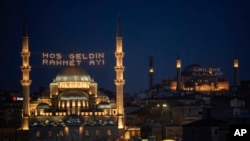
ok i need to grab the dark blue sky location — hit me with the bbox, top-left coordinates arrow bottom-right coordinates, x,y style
1,0 -> 250,94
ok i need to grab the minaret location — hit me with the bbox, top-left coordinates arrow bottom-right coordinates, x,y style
208,64 -> 213,75
149,56 -> 154,89
114,17 -> 125,129
20,18 -> 31,130
233,52 -> 239,86
176,52 -> 181,92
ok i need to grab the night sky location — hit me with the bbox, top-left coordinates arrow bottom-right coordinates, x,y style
1,0 -> 250,94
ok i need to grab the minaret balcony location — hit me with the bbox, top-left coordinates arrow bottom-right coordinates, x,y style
114,66 -> 125,70
21,66 -> 31,72
21,66 -> 31,69
115,52 -> 124,57
20,80 -> 32,86
234,60 -> 239,68
21,52 -> 30,56
114,80 -> 125,85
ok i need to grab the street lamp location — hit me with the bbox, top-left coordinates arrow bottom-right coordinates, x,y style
158,103 -> 168,141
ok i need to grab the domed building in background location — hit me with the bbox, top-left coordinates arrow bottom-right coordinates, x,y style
162,63 -> 229,93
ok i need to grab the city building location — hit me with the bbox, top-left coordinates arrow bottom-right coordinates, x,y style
19,17 -> 126,141
182,119 -> 227,141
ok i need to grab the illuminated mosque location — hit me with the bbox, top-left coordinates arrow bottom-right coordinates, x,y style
20,18 -> 126,141
161,53 -> 239,93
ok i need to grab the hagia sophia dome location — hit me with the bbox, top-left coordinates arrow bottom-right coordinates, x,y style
181,64 -> 211,77
182,64 -> 203,72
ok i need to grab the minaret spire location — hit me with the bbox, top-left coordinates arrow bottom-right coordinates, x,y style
233,51 -> 239,87
114,16 -> 125,129
149,56 -> 154,89
176,52 -> 182,93
20,17 -> 31,130
22,16 -> 28,37
116,16 -> 122,37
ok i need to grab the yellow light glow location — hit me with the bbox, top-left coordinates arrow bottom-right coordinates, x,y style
124,131 -> 130,139
176,60 -> 181,68
79,126 -> 83,135
64,127 -> 69,135
234,60 -> 239,68
22,117 -> 29,130
149,68 -> 154,73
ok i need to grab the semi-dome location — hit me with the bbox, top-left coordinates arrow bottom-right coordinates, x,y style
55,66 -> 91,82
36,103 -> 50,109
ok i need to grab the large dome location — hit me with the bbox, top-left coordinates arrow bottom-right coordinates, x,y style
182,64 -> 211,77
182,64 -> 203,76
55,66 -> 91,82
182,64 -> 203,73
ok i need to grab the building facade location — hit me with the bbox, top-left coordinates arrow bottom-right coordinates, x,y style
20,18 -> 126,141
163,63 -> 229,93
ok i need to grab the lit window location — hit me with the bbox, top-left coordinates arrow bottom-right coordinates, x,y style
48,131 -> 52,137
107,130 -> 112,136
36,131 -> 40,138
85,130 -> 89,136
59,130 -> 64,136
96,130 -> 100,136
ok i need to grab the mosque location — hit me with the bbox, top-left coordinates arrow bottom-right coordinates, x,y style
161,53 -> 239,93
20,18 -> 125,141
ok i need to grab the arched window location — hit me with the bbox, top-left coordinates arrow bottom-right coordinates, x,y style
107,130 -> 111,136
85,130 -> 89,136
36,131 -> 40,138
59,130 -> 64,136
95,130 -> 100,136
48,131 -> 52,137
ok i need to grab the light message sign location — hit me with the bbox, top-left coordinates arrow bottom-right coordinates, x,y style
192,67 -> 223,76
42,52 -> 105,66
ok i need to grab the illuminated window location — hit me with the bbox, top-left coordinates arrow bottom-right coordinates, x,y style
96,130 -> 100,136
59,130 -> 64,136
48,131 -> 52,137
36,131 -> 40,138
85,130 -> 89,136
31,111 -> 35,116
107,130 -> 112,136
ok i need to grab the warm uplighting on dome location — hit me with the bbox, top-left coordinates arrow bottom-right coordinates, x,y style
55,66 -> 91,82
